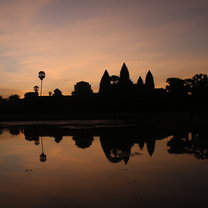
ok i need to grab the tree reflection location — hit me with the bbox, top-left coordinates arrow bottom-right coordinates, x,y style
9,126 -> 21,135
72,132 -> 94,149
167,131 -> 208,160
3,123 -> 208,163
40,137 -> 47,162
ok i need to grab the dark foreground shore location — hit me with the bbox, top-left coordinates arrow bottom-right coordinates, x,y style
0,111 -> 207,129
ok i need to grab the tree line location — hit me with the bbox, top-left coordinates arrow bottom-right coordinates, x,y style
0,64 -> 208,101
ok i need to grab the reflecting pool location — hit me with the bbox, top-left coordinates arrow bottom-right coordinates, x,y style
0,120 -> 208,208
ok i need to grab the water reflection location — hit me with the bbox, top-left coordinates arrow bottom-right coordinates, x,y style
0,122 -> 208,208
9,126 -> 21,136
168,131 -> 208,160
72,131 -> 94,149
40,137 -> 47,162
2,122 -> 208,162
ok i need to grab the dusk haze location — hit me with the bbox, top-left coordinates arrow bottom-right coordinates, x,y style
0,1 -> 208,208
0,0 -> 207,97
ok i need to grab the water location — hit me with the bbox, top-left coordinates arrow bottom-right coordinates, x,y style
0,121 -> 208,208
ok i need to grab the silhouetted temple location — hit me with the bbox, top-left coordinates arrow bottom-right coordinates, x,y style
0,62 -> 207,119
98,63 -> 158,96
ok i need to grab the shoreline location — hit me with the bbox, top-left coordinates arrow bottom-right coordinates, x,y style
0,110 -> 207,127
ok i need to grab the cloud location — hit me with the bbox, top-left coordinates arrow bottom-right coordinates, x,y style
0,0 -> 208,96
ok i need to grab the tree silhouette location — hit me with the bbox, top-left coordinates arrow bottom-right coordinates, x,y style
166,78 -> 186,95
184,74 -> 208,96
145,71 -> 155,90
8,94 -> 20,102
53,88 -> 63,96
33,86 -> 39,94
24,92 -> 38,100
72,81 -> 93,96
38,71 -> 45,96
99,70 -> 110,94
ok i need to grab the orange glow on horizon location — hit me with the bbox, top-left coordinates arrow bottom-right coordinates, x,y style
0,0 -> 207,98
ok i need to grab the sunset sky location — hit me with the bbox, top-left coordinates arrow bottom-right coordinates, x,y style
0,0 -> 207,97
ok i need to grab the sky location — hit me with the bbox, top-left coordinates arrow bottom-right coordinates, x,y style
0,0 -> 208,97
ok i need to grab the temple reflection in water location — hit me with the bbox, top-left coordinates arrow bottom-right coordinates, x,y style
4,122 -> 208,163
